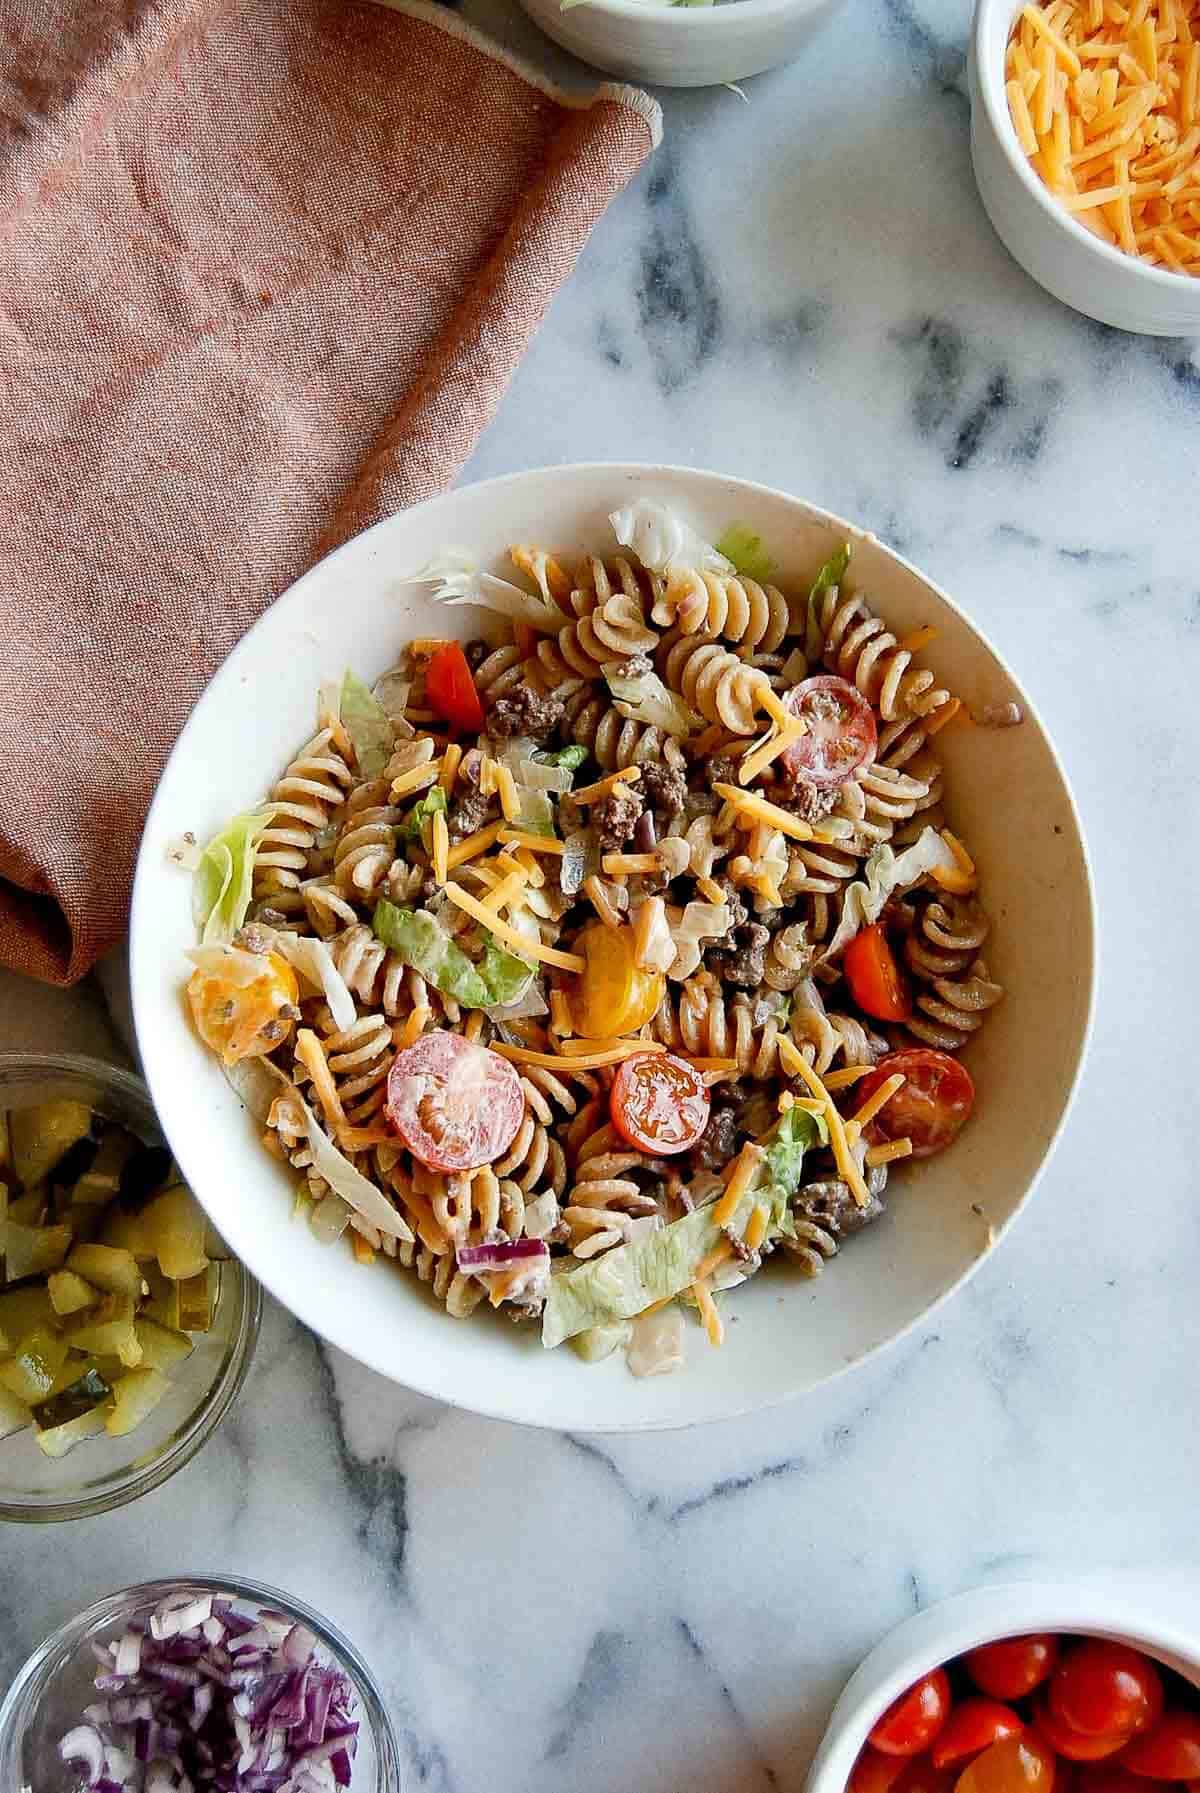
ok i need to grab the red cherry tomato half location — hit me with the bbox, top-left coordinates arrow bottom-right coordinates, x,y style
1051,1645 -> 1164,1741
967,1637 -> 1060,1702
781,674 -> 878,789
855,1049 -> 975,1159
893,1758 -> 957,1793
844,924 -> 911,1022
932,1700 -> 1025,1771
385,1032 -> 523,1171
850,1749 -> 909,1793
955,1732 -> 1057,1793
1119,1712 -> 1200,1780
1033,1695 -> 1132,1762
425,641 -> 485,732
870,1669 -> 953,1757
1074,1767 -> 1151,1793
610,1051 -> 711,1156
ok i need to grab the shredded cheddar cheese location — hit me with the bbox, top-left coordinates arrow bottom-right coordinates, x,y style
495,762 -> 521,823
695,1239 -> 735,1282
498,829 -> 565,855
445,820 -> 505,868
570,766 -> 642,805
559,1036 -> 664,1058
713,1144 -> 764,1225
736,715 -> 807,786
1007,0 -> 1200,271
439,742 -> 463,793
479,756 -> 497,797
712,782 -> 816,842
601,851 -> 662,875
932,828 -> 978,894
390,760 -> 442,799
899,624 -> 939,654
491,1040 -> 663,1071
852,1072 -> 907,1129
744,1203 -> 769,1253
442,883 -> 585,971
866,1138 -> 914,1167
431,809 -> 449,886
824,1064 -> 882,1091
692,1276 -> 725,1348
778,1037 -> 872,1209
399,1005 -> 431,1048
480,870 -> 526,914
549,989 -> 575,1036
695,874 -> 727,904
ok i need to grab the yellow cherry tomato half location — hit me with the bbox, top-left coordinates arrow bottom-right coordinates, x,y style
187,949 -> 299,1065
573,922 -> 665,1039
956,1732 -> 1057,1793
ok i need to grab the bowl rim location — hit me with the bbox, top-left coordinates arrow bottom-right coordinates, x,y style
0,1572 -> 401,1793
806,1580 -> 1200,1793
543,0 -> 829,31
130,460 -> 1098,1433
0,1051 -> 263,1522
972,0 -> 1200,293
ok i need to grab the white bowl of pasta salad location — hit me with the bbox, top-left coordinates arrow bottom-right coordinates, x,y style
129,463 -> 1094,1431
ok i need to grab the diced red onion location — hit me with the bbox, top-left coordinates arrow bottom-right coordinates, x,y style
456,1239 -> 549,1272
60,1725 -> 105,1785
634,809 -> 657,853
114,1633 -> 142,1677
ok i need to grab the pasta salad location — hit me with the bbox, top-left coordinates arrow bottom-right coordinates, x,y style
181,501 -> 1004,1378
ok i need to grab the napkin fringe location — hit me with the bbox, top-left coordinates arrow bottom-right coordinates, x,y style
369,0 -> 664,146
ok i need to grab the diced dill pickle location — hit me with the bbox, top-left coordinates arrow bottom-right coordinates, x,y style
0,1286 -> 56,1346
35,1405 -> 108,1457
144,1185 -> 210,1281
134,1317 -> 194,1371
7,1189 -> 48,1227
118,1144 -> 174,1211
42,1349 -> 94,1400
47,1270 -> 98,1317
11,1101 -> 93,1189
47,1134 -> 100,1210
66,1243 -> 143,1298
69,1127 -> 135,1204
99,1206 -> 156,1259
0,1382 -> 31,1439
116,1330 -> 143,1368
37,1363 -> 111,1425
64,1293 -> 138,1358
4,1221 -> 72,1283
0,1328 -> 69,1402
174,1265 -> 218,1332
106,1367 -> 169,1436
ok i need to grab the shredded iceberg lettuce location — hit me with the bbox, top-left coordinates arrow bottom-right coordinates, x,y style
400,785 -> 448,841
192,811 -> 274,945
410,549 -> 568,632
372,902 -> 533,1009
822,827 -> 959,961
806,543 -> 852,649
610,499 -> 732,574
340,671 -> 394,779
271,933 -> 357,1031
605,664 -> 699,739
294,1093 -> 413,1242
715,522 -> 774,582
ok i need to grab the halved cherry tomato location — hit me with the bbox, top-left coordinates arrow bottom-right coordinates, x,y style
932,1700 -> 1025,1770
187,949 -> 299,1066
870,1669 -> 952,1757
425,641 -> 485,732
855,1049 -> 975,1159
1119,1712 -> 1200,1780
1033,1694 -> 1131,1762
385,1032 -> 523,1171
850,1749 -> 909,1793
781,674 -> 878,789
844,924 -> 911,1022
956,1732 -> 1056,1793
573,921 -> 664,1039
1074,1767 -> 1150,1793
611,1051 -> 710,1156
967,1637 -> 1060,1702
893,1757 -> 956,1793
1051,1645 -> 1163,1740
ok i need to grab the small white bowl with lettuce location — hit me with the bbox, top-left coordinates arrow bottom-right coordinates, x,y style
130,463 -> 1093,1432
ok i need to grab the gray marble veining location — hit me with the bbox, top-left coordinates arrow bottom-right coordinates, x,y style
3,1 -> 1199,1787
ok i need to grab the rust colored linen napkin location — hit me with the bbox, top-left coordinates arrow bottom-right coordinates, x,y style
0,0 -> 659,986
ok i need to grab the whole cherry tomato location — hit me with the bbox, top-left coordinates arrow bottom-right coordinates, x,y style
869,1669 -> 953,1757
849,1748 -> 909,1793
425,641 -> 485,732
844,924 -> 911,1023
967,1637 -> 1060,1702
1050,1645 -> 1164,1740
1119,1712 -> 1200,1780
932,1700 -> 1025,1771
955,1732 -> 1057,1793
1034,1694 -> 1132,1762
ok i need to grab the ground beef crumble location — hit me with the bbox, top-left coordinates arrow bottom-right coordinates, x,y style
638,759 -> 688,817
694,1102 -> 741,1173
486,684 -> 564,741
771,761 -> 843,823
706,753 -> 744,791
592,781 -> 645,850
793,1171 -> 887,1239
446,784 -> 492,844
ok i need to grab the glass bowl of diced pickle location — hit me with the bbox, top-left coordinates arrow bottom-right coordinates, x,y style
0,1054 -> 261,1521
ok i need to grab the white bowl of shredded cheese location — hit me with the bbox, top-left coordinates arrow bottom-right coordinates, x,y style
970,0 -> 1200,334
517,0 -> 846,89
130,463 -> 1094,1433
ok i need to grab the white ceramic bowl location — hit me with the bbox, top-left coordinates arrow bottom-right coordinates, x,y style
970,0 -> 1200,335
518,0 -> 845,89
807,1581 -> 1200,1793
130,463 -> 1094,1433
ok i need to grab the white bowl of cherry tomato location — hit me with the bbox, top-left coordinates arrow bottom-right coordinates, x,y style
809,1587 -> 1200,1793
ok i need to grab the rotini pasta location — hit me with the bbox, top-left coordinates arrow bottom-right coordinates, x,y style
184,503 -> 1006,1379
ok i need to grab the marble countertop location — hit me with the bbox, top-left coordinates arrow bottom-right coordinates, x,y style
4,1 -> 1199,1787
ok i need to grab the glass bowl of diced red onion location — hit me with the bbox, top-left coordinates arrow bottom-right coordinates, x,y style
0,1575 -> 401,1793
